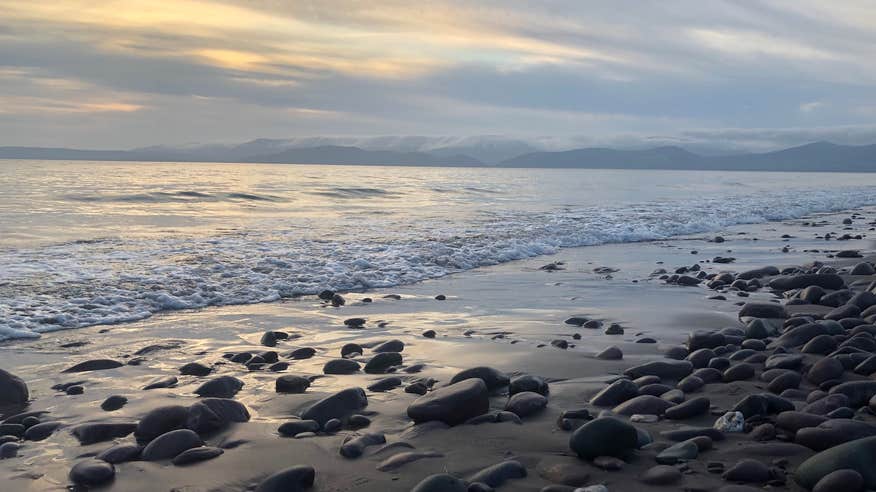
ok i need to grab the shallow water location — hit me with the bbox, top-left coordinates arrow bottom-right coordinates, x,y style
1,159 -> 875,339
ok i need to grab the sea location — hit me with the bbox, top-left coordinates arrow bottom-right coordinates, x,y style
1,159 -> 875,341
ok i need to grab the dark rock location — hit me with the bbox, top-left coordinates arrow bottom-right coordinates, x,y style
641,465 -> 682,485
141,429 -> 203,461
288,347 -> 316,360
723,363 -> 756,382
323,359 -> 361,374
24,421 -> 61,441
769,274 -> 845,291
410,474 -> 467,492
469,460 -> 527,488
795,435 -> 876,489
276,375 -> 311,394
135,405 -> 189,442
569,417 -> 639,460
0,369 -> 28,406
186,398 -> 249,434
624,360 -> 693,380
613,395 -> 673,416
172,446 -> 223,465
0,442 -> 18,459
364,352 -> 402,374
590,379 -> 638,406
254,465 -> 316,492
596,346 -> 623,360
300,388 -> 368,426
509,375 -> 549,396
665,397 -> 710,420
826,380 -> 876,407
767,372 -> 801,393
69,459 -> 115,486
143,376 -> 178,390
96,444 -> 142,464
407,379 -> 489,426
772,323 -> 828,348
677,375 -> 705,393
795,419 -> 876,451
62,359 -> 123,373
802,335 -> 838,354
71,423 -> 137,445
775,411 -> 828,433
100,395 -> 128,412
739,302 -> 788,319
505,392 -> 547,417
179,362 -> 212,376
813,469 -> 864,492
449,366 -> 509,391
194,375 -> 243,398
656,439 -> 698,464
341,343 -> 363,357
373,339 -> 404,353
367,377 -> 402,392
339,432 -> 385,458
278,420 -> 320,436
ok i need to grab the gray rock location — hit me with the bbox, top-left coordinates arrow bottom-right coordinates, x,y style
0,369 -> 28,406
96,444 -> 142,464
569,417 -> 639,460
300,388 -> 368,426
769,274 -> 845,291
738,302 -> 788,319
255,465 -> 316,492
723,363 -> 756,382
339,432 -> 385,458
723,459 -> 770,483
135,405 -> 189,441
624,360 -> 693,380
172,446 -> 223,466
24,421 -> 61,441
505,391 -> 547,417
595,346 -> 623,360
665,397 -> 710,420
509,375 -> 549,396
795,435 -> 876,489
407,379 -> 489,426
590,379 -> 638,406
194,375 -> 243,398
276,375 -> 311,394
69,459 -> 115,486
613,395 -> 673,416
449,366 -> 509,391
829,380 -> 876,407
411,474 -> 467,492
278,420 -> 320,437
141,429 -> 203,461
656,439 -> 698,464
813,469 -> 864,492
641,465 -> 682,485
469,460 -> 527,487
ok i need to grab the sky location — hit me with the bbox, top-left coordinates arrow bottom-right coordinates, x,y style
1,0 -> 875,151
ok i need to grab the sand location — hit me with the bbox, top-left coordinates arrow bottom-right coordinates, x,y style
1,206 -> 875,491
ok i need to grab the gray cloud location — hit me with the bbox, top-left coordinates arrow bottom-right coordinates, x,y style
0,0 -> 874,150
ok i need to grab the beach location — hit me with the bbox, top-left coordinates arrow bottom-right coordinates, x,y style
2,198 -> 876,491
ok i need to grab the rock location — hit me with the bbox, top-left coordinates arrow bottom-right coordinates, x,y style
723,363 -> 756,382
745,319 -> 772,339
767,371 -> 801,393
723,459 -> 770,483
613,395 -> 672,416
803,394 -> 850,415
829,381 -> 876,407
340,343 -> 362,357
593,455 -> 625,470
96,444 -> 142,464
364,352 -> 402,374
551,339 -> 569,349
469,460 -> 527,488
141,429 -> 203,461
135,405 -> 190,442
687,348 -> 716,368
688,331 -> 726,351
255,465 -> 316,492
276,375 -> 311,394
0,442 -> 19,459
278,420 -> 320,437
71,423 -> 137,445
407,379 -> 489,426
665,397 -> 710,420
180,362 -> 212,376
590,379 -> 638,406
813,469 -> 864,492
802,335 -> 837,354
172,446 -> 223,466
750,423 -> 776,441
367,377 -> 402,392
376,451 -> 443,471
641,465 -> 682,485
739,303 -> 788,319
776,411 -> 829,433
677,375 -> 705,393
738,266 -> 780,280
62,359 -> 123,373
410,474 -> 467,492
769,274 -> 845,291
339,432 -> 385,458
422,330 -> 437,338
509,375 -> 549,396
505,392 -> 547,417
771,323 -> 828,348
624,360 -> 693,380
300,388 -> 368,426
714,412 -> 745,432
260,331 -> 280,347
0,369 -> 28,406
289,347 -> 317,360
373,339 -> 404,353
69,459 -> 115,486
449,367 -> 509,391
324,359 -> 361,374
100,395 -> 128,411
795,419 -> 876,451
765,353 -> 803,370
596,346 -> 623,360
186,398 -> 250,434
24,421 -> 61,441
143,375 -> 178,390
656,439 -> 698,464
795,436 -> 876,489
194,376 -> 243,398
569,417 -> 639,460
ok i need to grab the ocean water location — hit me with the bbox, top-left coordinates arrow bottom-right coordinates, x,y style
1,159 -> 875,340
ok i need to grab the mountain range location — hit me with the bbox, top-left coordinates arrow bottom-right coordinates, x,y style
1,140 -> 875,172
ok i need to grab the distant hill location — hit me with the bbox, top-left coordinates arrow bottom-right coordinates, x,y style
500,142 -> 876,172
1,141 -> 876,172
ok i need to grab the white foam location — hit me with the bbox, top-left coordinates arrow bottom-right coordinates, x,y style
1,185 -> 875,340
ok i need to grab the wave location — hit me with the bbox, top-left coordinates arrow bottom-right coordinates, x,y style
2,185 -> 875,341
307,187 -> 401,199
63,191 -> 282,203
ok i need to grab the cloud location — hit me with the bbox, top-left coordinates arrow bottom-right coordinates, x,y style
0,0 -> 874,148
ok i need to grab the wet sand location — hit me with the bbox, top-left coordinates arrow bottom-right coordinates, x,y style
1,207 -> 875,491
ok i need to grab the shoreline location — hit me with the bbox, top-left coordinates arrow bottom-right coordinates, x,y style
1,206 -> 876,491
